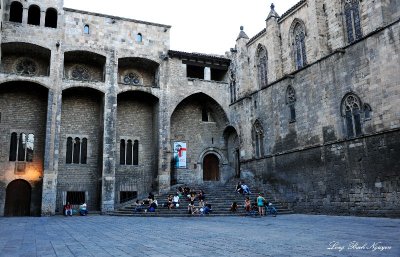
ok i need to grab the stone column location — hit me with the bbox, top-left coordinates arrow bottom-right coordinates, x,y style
100,49 -> 118,213
22,7 -> 28,24
40,10 -> 46,27
41,47 -> 63,216
204,67 -> 211,80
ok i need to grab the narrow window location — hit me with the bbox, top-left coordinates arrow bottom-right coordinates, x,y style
27,5 -> 41,26
364,103 -> 372,120
133,140 -> 139,165
257,45 -> 268,88
120,139 -> 126,165
136,33 -> 142,42
66,191 -> 85,205
73,137 -> 80,164
84,24 -> 90,34
9,132 -> 18,161
66,137 -> 73,164
293,23 -> 307,69
9,1 -> 23,23
252,121 -> 264,158
26,134 -> 34,162
81,138 -> 87,164
229,66 -> 237,103
202,108 -> 209,122
342,94 -> 363,138
17,133 -> 26,161
286,85 -> 297,123
126,140 -> 132,165
45,8 -> 58,28
345,0 -> 362,43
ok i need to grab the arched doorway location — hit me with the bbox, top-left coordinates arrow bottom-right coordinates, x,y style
4,179 -> 32,216
203,154 -> 220,181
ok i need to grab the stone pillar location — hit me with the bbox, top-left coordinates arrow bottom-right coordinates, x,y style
204,67 -> 211,80
100,49 -> 118,213
40,10 -> 45,26
41,44 -> 63,216
22,7 -> 28,24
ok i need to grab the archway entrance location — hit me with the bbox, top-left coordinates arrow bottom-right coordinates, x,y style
4,179 -> 32,216
203,154 -> 219,181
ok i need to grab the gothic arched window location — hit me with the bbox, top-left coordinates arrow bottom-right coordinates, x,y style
286,85 -> 296,123
256,45 -> 268,88
293,22 -> 307,69
344,0 -> 362,43
66,137 -> 88,164
252,120 -> 264,158
341,93 -> 362,138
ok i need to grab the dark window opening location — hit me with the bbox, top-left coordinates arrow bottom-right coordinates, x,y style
73,137 -> 80,164
81,138 -> 87,164
66,137 -> 73,164
202,108 -> 209,122
345,0 -> 362,43
187,65 -> 204,79
9,132 -> 18,161
126,140 -> 133,165
289,105 -> 296,123
27,5 -> 41,26
84,24 -> 90,34
9,1 -> 23,23
17,133 -> 26,161
293,23 -> 307,69
230,82 -> 236,103
364,104 -> 372,120
120,139 -> 126,165
66,137 -> 87,164
66,191 -> 85,205
342,94 -> 362,138
210,68 -> 226,81
120,191 -> 137,204
45,8 -> 57,28
136,33 -> 142,42
133,140 -> 139,165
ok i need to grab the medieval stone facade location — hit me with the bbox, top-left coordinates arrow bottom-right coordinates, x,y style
0,0 -> 398,217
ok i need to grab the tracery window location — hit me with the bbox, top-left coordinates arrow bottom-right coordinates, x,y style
252,120 -> 264,158
15,58 -> 37,76
120,139 -> 139,165
66,137 -> 88,164
341,93 -> 362,138
71,65 -> 90,81
293,23 -> 307,69
9,132 -> 34,162
256,45 -> 268,88
344,0 -> 362,43
123,72 -> 140,85
286,85 -> 296,123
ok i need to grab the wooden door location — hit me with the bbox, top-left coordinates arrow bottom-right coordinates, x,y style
4,179 -> 31,216
203,154 -> 219,181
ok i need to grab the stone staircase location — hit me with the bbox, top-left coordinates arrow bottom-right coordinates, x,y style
108,180 -> 293,217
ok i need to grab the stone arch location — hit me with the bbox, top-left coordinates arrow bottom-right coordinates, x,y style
64,51 -> 107,82
4,179 -> 32,216
118,57 -> 160,87
223,125 -> 240,178
198,148 -> 228,182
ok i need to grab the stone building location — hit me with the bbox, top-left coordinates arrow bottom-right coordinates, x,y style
0,0 -> 399,217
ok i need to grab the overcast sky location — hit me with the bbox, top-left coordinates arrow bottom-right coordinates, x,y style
64,0 -> 300,55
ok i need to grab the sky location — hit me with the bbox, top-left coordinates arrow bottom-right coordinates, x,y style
64,0 -> 300,55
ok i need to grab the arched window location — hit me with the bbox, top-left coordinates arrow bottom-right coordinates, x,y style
293,22 -> 307,69
66,137 -> 73,164
344,0 -> 362,43
252,120 -> 264,158
133,140 -> 139,165
363,103 -> 372,120
9,132 -> 18,161
66,137 -> 88,164
341,93 -> 362,138
9,132 -> 34,162
256,45 -> 268,88
9,1 -> 23,23
120,139 -> 126,165
286,85 -> 296,123
136,33 -> 142,42
84,24 -> 90,34
45,8 -> 58,28
27,5 -> 40,26
120,139 -> 139,166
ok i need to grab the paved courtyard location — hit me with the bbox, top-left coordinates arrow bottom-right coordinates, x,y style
0,214 -> 398,257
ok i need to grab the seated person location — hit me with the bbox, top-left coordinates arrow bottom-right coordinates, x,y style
148,200 -> 157,212
244,197 -> 251,212
133,200 -> 145,212
79,203 -> 88,216
64,202 -> 73,216
241,184 -> 251,194
203,202 -> 212,214
230,202 -> 238,212
173,194 -> 180,207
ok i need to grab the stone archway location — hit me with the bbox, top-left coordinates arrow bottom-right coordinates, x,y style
203,154 -> 220,181
4,179 -> 32,216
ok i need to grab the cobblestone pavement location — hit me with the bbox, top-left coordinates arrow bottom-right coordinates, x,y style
0,214 -> 399,257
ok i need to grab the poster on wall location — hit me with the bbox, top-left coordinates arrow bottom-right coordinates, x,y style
173,142 -> 187,169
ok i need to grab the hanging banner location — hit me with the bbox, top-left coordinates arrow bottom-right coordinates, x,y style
173,142 -> 187,169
